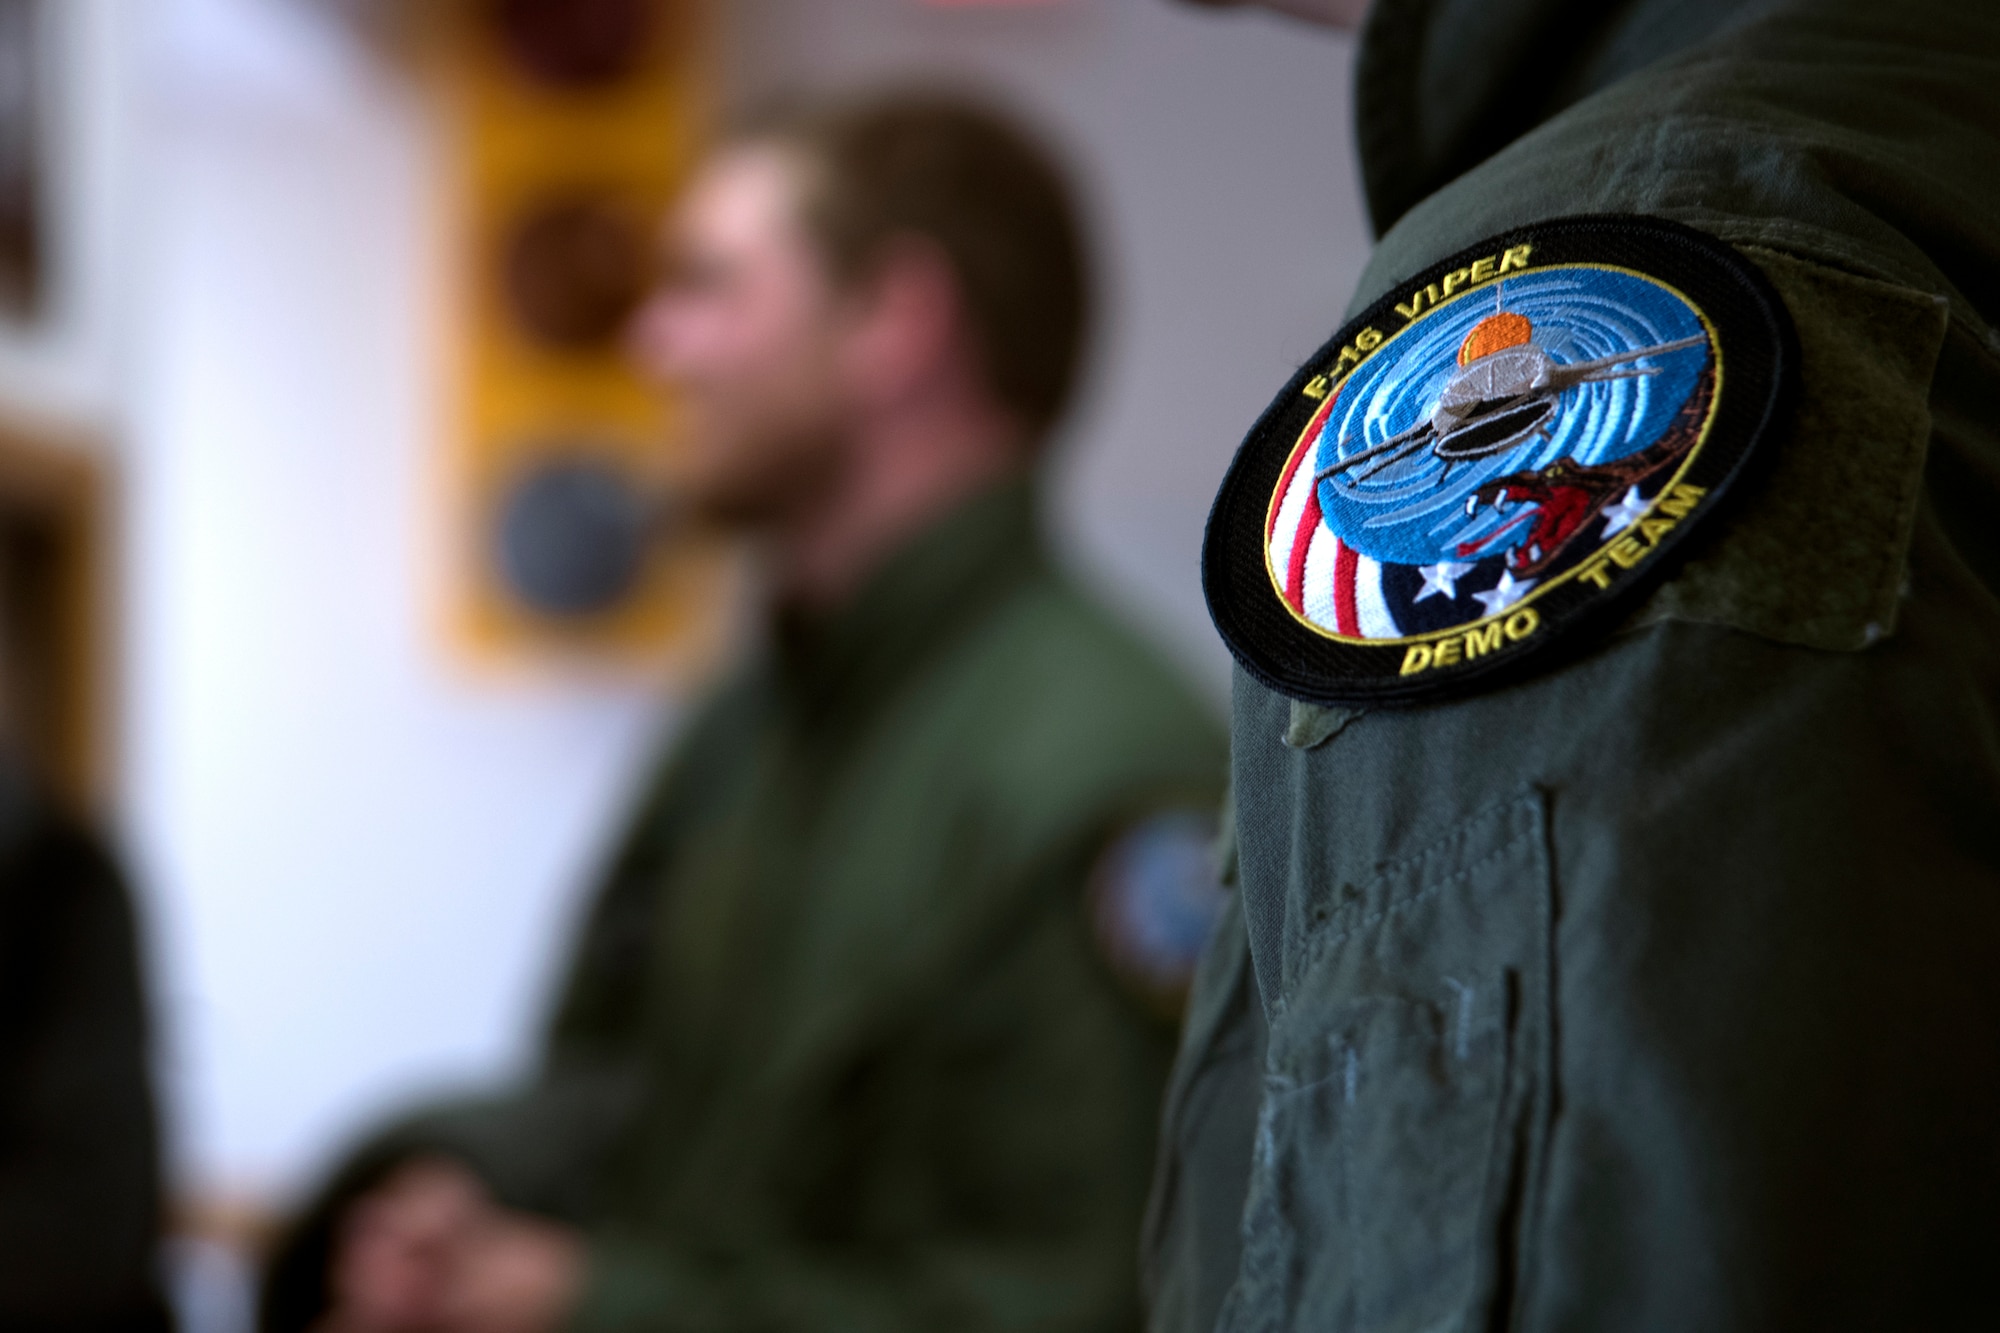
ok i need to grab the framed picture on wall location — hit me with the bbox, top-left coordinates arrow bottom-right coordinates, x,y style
0,0 -> 42,323
0,418 -> 105,807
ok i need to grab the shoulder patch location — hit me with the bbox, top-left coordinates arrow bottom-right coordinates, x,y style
1089,809 -> 1227,1011
1203,215 -> 1797,705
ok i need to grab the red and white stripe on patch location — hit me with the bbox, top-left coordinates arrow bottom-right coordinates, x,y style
1264,393 -> 1402,641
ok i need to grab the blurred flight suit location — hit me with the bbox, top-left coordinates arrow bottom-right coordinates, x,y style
0,760 -> 171,1332
264,479 -> 1226,1333
1146,1 -> 2000,1330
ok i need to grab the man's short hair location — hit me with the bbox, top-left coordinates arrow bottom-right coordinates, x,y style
732,91 -> 1092,444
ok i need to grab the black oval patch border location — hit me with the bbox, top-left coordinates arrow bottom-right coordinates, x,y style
1202,214 -> 1797,707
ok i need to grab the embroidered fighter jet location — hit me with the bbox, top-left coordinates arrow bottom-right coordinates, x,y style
1453,359 -> 1717,578
1315,307 -> 1707,485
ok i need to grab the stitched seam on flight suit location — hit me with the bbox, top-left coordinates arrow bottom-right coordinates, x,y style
1301,824 -> 1536,970
1715,217 -> 1937,293
1158,905 -> 1249,1127
1284,798 -> 1541,1012
1873,378 -> 1929,631
1139,909 -> 1252,1300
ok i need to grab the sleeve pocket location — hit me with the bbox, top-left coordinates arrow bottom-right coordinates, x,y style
1222,793 -> 1552,1333
1629,246 -> 1948,652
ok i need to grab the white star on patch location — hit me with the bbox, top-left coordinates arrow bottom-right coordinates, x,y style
1600,486 -> 1650,537
1472,569 -> 1536,616
1415,560 -> 1475,603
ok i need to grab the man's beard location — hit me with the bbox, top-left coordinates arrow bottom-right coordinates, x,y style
679,421 -> 848,534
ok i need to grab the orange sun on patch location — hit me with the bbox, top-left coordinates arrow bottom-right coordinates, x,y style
1458,311 -> 1534,366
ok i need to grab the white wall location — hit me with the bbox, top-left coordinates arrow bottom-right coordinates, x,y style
0,0 -> 134,429
125,0 -> 668,1201
117,0 -> 1375,1208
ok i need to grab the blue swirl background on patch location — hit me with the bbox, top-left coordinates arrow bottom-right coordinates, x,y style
1313,268 -> 1709,567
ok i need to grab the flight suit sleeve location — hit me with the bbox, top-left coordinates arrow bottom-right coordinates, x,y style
1138,887 -> 1266,1333
1219,244 -> 2000,1331
565,847 -> 1173,1333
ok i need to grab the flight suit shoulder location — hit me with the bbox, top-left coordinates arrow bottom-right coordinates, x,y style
1202,214 -> 1954,709
961,571 -> 1226,799
939,575 -> 1230,1003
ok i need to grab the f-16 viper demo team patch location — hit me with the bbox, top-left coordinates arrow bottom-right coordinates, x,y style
1203,214 -> 1796,705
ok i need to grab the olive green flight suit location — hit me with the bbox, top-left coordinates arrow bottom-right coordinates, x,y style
1146,1 -> 2000,1330
263,480 -> 1226,1333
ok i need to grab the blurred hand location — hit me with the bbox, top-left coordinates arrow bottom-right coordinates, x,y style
432,1207 -> 585,1333
315,1156 -> 584,1333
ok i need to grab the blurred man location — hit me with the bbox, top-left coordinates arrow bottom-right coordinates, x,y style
261,93 -> 1226,1333
0,758 -> 170,1332
1150,0 -> 2000,1330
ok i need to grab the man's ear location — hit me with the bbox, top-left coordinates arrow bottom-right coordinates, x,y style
839,236 -> 972,410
